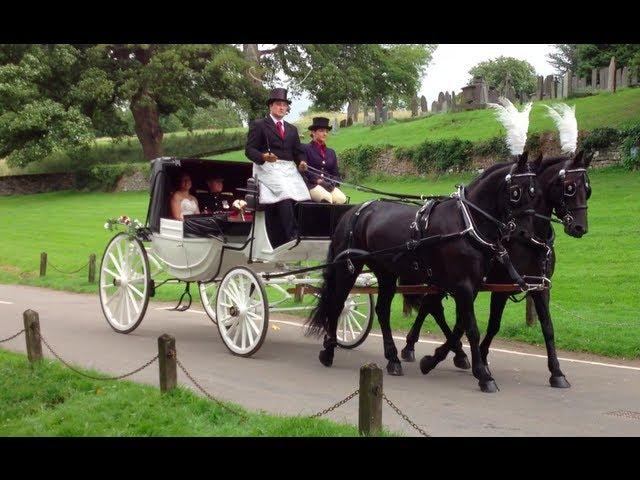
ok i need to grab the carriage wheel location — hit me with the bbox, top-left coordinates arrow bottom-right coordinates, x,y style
215,266 -> 269,357
336,293 -> 375,349
199,280 -> 219,325
99,233 -> 150,334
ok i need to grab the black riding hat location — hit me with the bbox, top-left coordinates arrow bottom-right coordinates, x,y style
308,117 -> 332,131
267,88 -> 292,105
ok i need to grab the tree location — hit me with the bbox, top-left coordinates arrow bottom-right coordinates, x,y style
469,56 -> 537,95
0,44 -> 254,166
547,44 -> 579,74
572,44 -> 640,77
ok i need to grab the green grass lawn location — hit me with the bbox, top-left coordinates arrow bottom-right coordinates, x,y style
215,88 -> 640,162
0,349 -> 375,436
0,167 -> 638,358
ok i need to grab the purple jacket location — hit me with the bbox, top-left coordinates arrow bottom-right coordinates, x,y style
302,141 -> 341,190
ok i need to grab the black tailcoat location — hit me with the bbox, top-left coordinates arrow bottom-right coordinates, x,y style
245,116 -> 306,166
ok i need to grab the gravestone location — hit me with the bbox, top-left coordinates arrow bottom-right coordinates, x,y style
631,69 -> 638,86
487,87 -> 500,104
339,119 -> 347,128
556,77 -> 564,99
374,97 -> 383,124
608,57 -> 616,92
332,117 -> 339,132
563,71 -> 573,98
431,100 -> 439,113
599,67 -> 609,90
420,95 -> 428,114
591,68 -> 598,88
544,75 -> 554,99
346,116 -> 353,127
615,68 -> 622,89
536,75 -> 544,100
571,75 -> 578,92
410,96 -> 419,117
381,106 -> 388,123
621,66 -> 629,87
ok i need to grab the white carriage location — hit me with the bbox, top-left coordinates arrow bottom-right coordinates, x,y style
98,157 -> 376,356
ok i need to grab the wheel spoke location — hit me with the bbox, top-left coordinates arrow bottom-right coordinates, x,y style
107,253 -> 124,277
116,241 -> 125,270
103,267 -> 120,279
128,283 -> 145,299
115,288 -> 125,325
348,311 -> 363,331
232,320 -> 242,345
123,288 -> 132,325
105,288 -> 120,306
246,315 -> 261,336
351,309 -> 368,320
126,287 -> 141,316
347,313 -> 356,339
244,318 -> 254,345
228,279 -> 245,307
240,320 -> 246,349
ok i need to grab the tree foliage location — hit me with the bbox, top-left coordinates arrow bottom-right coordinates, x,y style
469,56 -> 537,95
549,44 -> 640,77
547,44 -> 579,74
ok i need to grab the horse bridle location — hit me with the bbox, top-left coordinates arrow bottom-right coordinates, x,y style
554,163 -> 591,227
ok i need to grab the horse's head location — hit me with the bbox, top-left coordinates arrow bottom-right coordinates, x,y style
541,150 -> 592,238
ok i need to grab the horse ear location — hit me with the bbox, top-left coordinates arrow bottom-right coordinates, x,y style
584,151 -> 593,168
532,153 -> 543,173
517,151 -> 529,168
572,149 -> 585,166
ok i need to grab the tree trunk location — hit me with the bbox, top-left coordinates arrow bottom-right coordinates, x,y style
243,44 -> 268,121
131,89 -> 164,161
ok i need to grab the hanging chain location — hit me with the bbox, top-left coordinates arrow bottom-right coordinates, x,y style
552,302 -> 639,328
47,261 -> 90,275
382,393 -> 431,437
0,329 -> 25,343
309,389 -> 359,418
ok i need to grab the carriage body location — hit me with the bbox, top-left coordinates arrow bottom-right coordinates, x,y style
98,156 -> 375,355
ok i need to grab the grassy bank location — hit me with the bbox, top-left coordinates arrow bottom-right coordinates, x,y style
0,348 -> 376,436
0,167 -> 638,359
215,88 -> 640,161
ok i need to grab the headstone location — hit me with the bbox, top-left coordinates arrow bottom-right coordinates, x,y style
431,100 -> 439,113
599,67 -> 609,90
346,117 -> 353,127
556,77 -> 564,99
631,68 -> 638,86
374,97 -> 383,124
615,68 -> 622,89
563,71 -> 573,98
571,75 -> 578,91
381,106 -> 388,123
536,75 -> 544,100
577,77 -> 586,90
544,75 -> 554,99
410,96 -> 419,117
591,68 -> 598,88
621,66 -> 629,87
332,117 -> 339,132
608,56 -> 616,92
487,87 -> 500,104
339,119 -> 347,128
420,95 -> 428,114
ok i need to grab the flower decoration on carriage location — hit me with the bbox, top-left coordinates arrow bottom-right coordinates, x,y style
104,215 -> 148,240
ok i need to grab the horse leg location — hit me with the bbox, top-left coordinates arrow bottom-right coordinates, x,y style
318,264 -> 362,368
400,296 -> 430,362
374,273 -> 403,376
532,289 -> 570,388
430,298 -> 471,370
479,292 -> 509,375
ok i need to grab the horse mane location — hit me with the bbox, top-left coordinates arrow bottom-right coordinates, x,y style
467,160 -> 514,189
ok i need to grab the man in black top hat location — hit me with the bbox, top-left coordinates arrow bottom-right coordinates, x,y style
245,88 -> 310,247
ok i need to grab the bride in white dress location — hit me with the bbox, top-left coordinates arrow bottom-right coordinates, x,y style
170,172 -> 200,220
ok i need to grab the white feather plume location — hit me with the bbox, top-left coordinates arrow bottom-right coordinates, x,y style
545,103 -> 578,154
487,97 -> 532,156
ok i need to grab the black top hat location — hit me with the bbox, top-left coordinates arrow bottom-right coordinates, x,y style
308,117 -> 332,131
267,88 -> 292,105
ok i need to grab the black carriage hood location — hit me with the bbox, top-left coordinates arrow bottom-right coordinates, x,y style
146,156 -> 253,232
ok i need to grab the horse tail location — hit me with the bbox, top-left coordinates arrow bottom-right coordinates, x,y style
305,241 -> 337,338
402,292 -> 423,314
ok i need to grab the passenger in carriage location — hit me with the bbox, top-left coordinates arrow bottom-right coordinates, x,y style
302,117 -> 347,205
195,175 -> 235,215
170,172 -> 200,221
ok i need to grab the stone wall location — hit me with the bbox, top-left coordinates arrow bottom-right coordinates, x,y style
0,172 -> 76,196
114,168 -> 150,192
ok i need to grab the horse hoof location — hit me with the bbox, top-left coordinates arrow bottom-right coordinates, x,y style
387,361 -> 403,376
401,348 -> 415,362
420,355 -> 437,375
549,375 -> 571,388
479,379 -> 499,393
453,354 -> 471,370
318,349 -> 334,367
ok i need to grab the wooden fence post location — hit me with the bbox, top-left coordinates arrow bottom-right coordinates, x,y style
158,334 -> 177,393
23,310 -> 43,363
526,296 -> 538,326
294,285 -> 304,302
40,252 -> 47,277
359,363 -> 383,436
88,254 -> 96,284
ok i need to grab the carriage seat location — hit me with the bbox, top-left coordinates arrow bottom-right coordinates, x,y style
295,201 -> 353,238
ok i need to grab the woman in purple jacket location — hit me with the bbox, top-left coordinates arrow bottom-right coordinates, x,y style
302,117 -> 347,204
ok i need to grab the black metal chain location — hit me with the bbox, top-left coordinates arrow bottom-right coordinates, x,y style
382,393 -> 431,437
47,261 -> 90,275
175,356 -> 248,420
309,389 -> 359,418
0,329 -> 25,343
37,331 -> 159,380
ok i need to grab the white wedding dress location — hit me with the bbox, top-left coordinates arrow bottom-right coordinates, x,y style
180,198 -> 199,217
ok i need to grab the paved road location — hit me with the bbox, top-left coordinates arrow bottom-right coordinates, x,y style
1,284 -> 639,436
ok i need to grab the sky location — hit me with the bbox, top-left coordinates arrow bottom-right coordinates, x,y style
285,44 -> 557,122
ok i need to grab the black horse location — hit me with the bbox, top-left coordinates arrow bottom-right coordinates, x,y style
306,154 -> 542,393
400,150 -> 592,389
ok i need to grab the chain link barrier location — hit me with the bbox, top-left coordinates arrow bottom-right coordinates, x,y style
382,393 -> 430,437
47,260 -> 90,275
0,329 -> 25,343
309,389 -> 359,419
553,302 -> 639,328
174,356 -> 248,420
37,330 -> 158,380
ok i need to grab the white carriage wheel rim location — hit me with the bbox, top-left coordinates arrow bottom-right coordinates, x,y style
99,234 -> 148,332
216,268 -> 267,355
199,281 -> 218,322
336,294 -> 371,347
